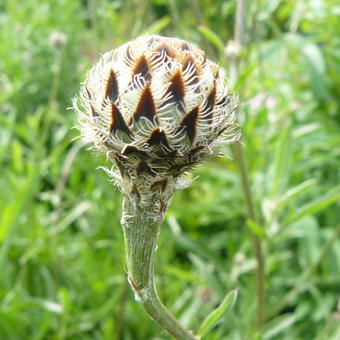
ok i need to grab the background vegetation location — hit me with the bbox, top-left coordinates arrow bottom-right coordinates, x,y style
1,0 -> 339,339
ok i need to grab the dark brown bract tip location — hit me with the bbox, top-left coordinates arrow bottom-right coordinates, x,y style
110,102 -> 132,137
133,55 -> 151,81
131,86 -> 158,125
178,106 -> 199,144
146,128 -> 170,148
105,69 -> 119,102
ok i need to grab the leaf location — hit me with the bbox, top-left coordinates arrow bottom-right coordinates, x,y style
275,178 -> 317,213
197,289 -> 238,337
198,26 -> 225,53
284,186 -> 340,225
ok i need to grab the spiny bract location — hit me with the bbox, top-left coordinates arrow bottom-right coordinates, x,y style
73,35 -> 240,204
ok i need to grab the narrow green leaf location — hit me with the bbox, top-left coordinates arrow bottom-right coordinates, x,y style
276,178 -> 317,213
197,289 -> 238,337
198,26 -> 225,53
285,186 -> 340,225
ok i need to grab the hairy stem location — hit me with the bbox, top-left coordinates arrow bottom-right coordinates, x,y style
121,195 -> 198,340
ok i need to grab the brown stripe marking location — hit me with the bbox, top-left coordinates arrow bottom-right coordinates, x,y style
178,106 -> 199,143
215,124 -> 232,138
90,104 -> 99,117
169,162 -> 192,176
154,44 -> 175,59
151,179 -> 168,192
216,95 -> 231,107
146,128 -> 170,148
202,86 -> 216,122
121,145 -> 148,158
147,36 -> 160,48
114,156 -> 129,178
169,71 -> 185,104
84,86 -> 92,100
105,69 -> 119,102
181,42 -> 190,51
190,145 -> 205,155
201,53 -> 207,66
213,67 -> 219,79
182,56 -> 194,72
132,86 -> 158,124
130,184 -> 141,200
136,160 -> 152,176
133,56 -> 151,81
161,71 -> 185,110
151,150 -> 178,164
110,102 -> 132,137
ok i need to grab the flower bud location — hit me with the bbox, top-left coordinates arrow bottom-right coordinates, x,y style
73,35 -> 240,203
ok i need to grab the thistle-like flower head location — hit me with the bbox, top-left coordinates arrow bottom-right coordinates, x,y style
73,35 -> 240,204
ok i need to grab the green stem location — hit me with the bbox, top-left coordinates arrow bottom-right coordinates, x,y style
231,0 -> 266,331
232,143 -> 265,330
121,195 -> 198,340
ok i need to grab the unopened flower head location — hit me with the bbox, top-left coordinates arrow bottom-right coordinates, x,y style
73,35 -> 240,203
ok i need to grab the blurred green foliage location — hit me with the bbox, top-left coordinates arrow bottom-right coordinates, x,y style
0,0 -> 339,339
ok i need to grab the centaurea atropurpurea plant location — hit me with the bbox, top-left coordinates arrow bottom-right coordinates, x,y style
73,35 -> 240,340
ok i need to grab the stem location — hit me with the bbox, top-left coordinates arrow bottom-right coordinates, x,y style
121,195 -> 198,340
230,0 -> 266,331
231,143 -> 265,330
